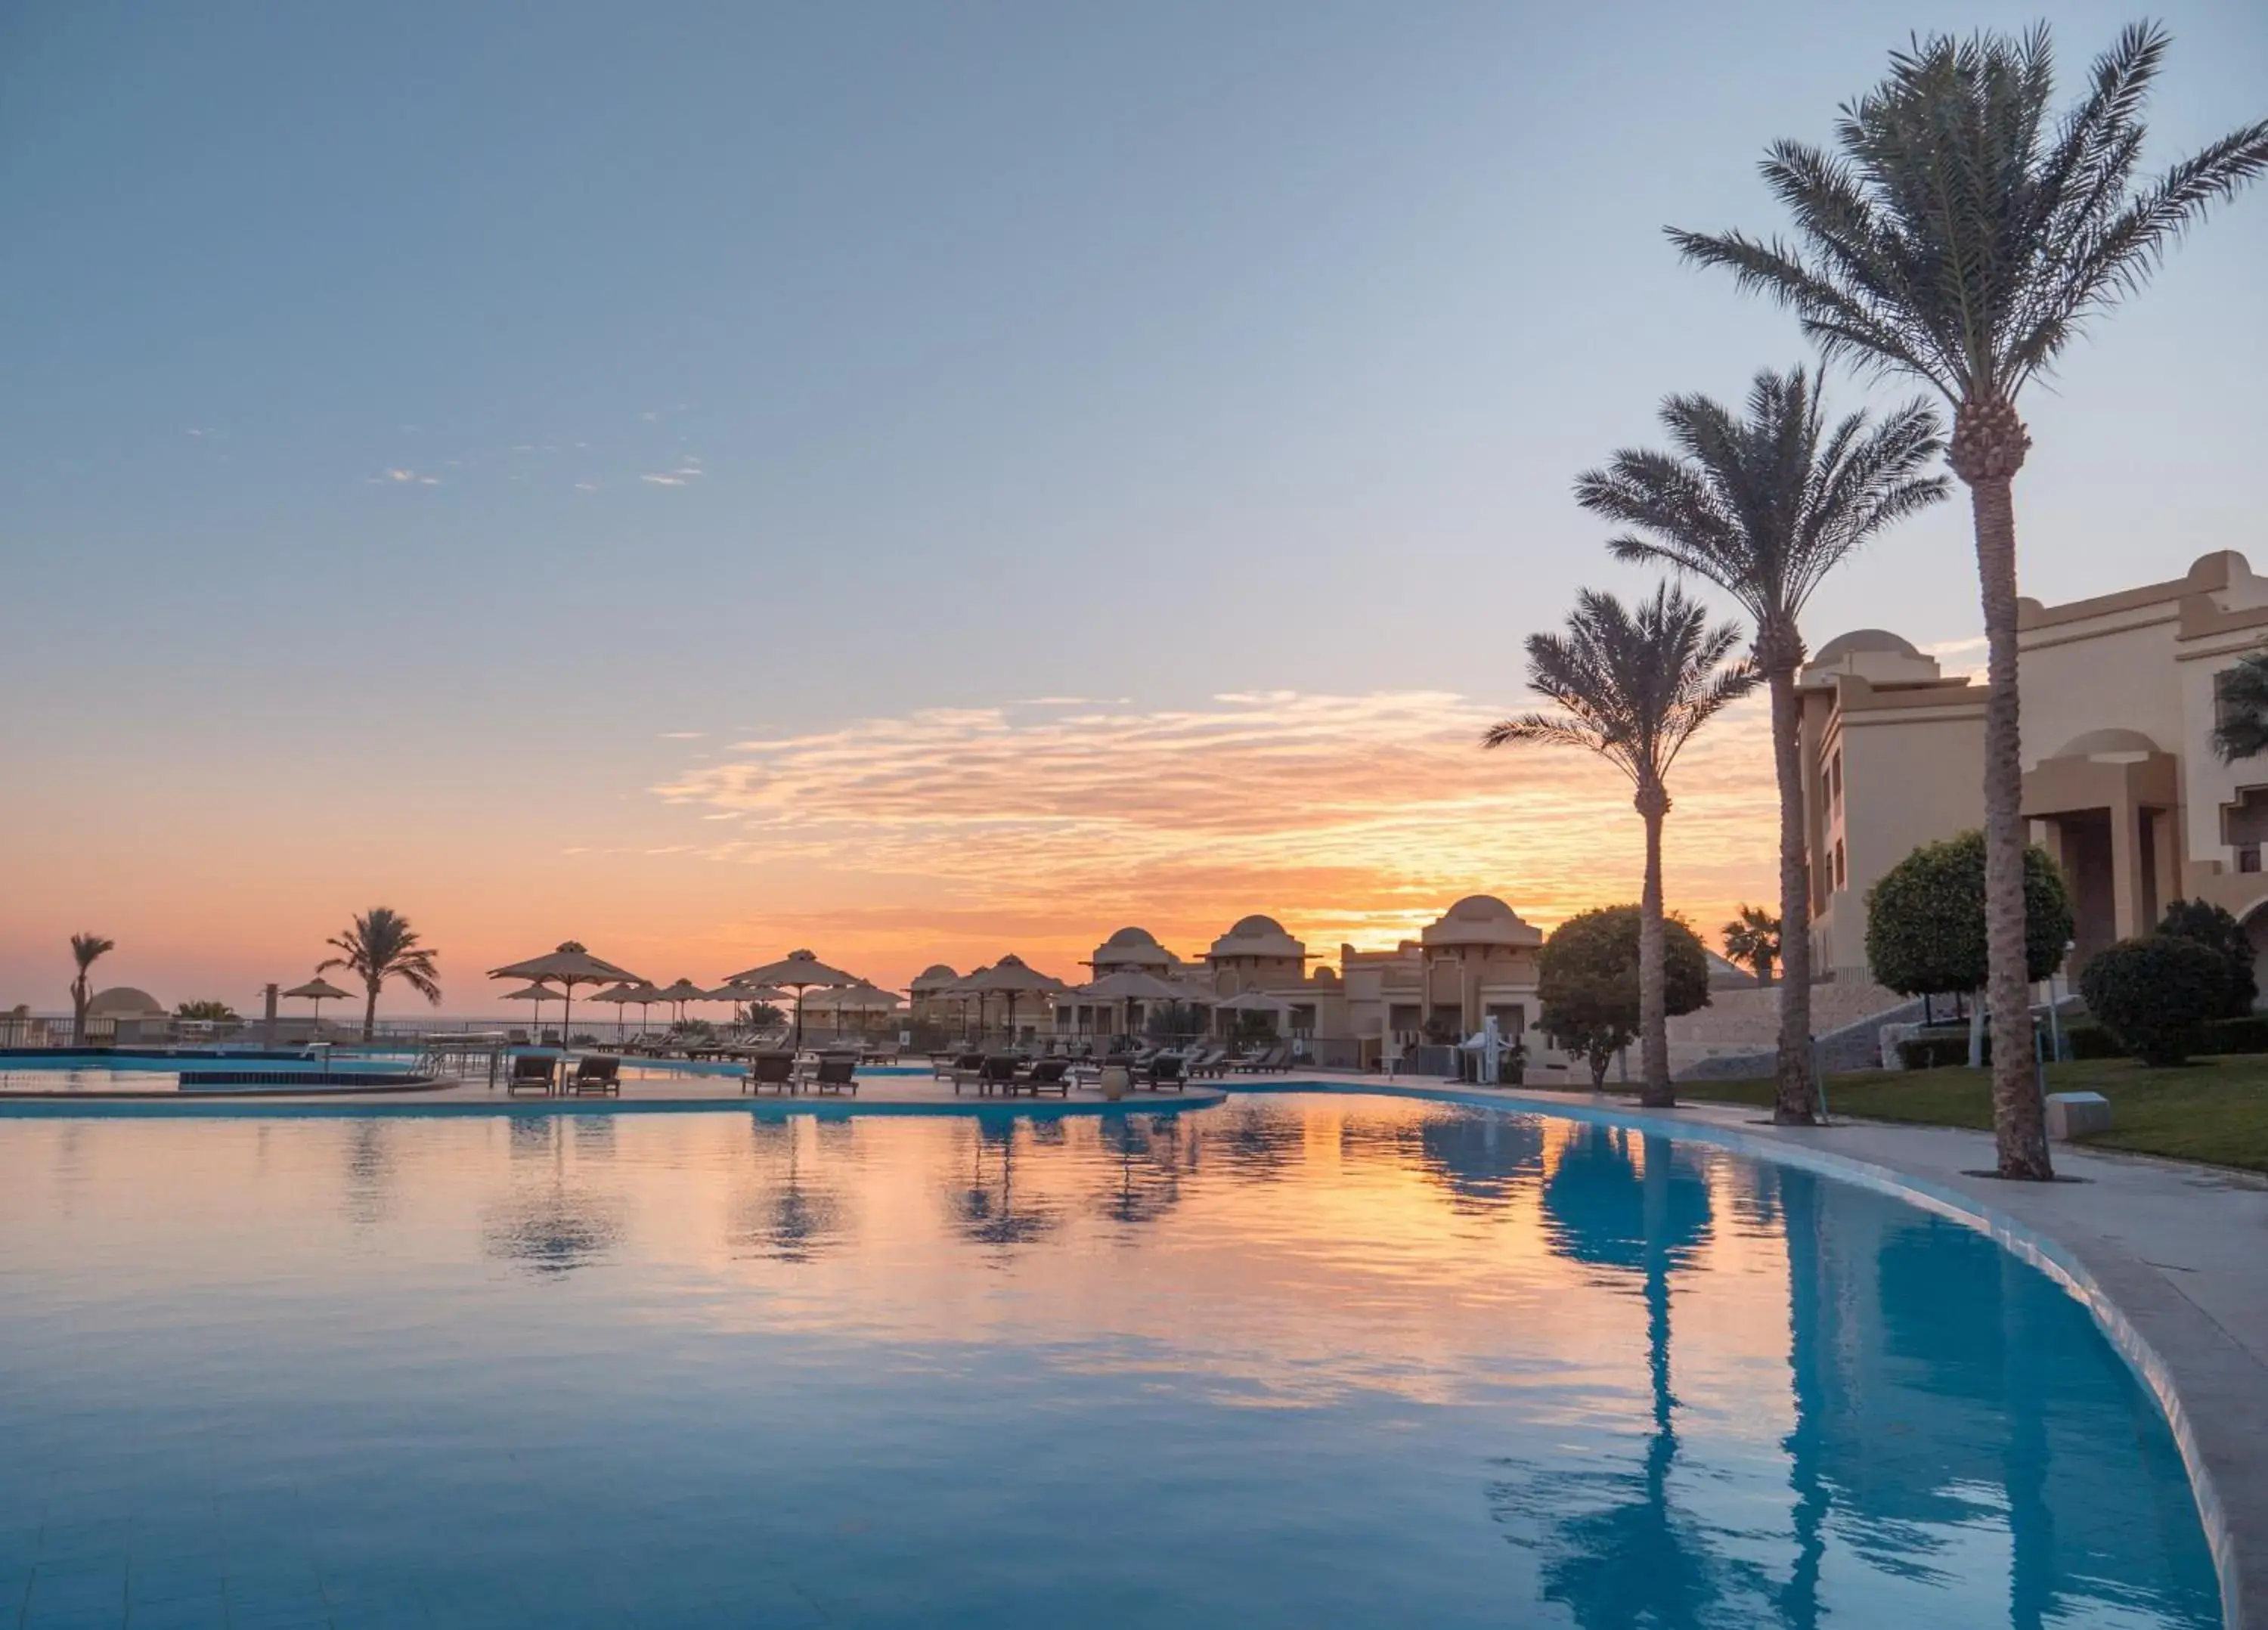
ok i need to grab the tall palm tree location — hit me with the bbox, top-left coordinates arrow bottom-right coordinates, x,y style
1486,586 -> 1755,1105
1671,23 -> 2268,1177
1575,367 -> 1947,1124
68,931 -> 115,1046
319,906 -> 442,1041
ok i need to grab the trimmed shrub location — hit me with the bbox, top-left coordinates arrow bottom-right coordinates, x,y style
1866,830 -> 2074,996
2158,898 -> 2259,1017
2078,936 -> 2232,1066
2207,1014 -> 2268,1055
2060,1021 -> 2127,1061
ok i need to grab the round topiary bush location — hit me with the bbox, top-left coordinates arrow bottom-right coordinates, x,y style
2078,935 -> 2232,1066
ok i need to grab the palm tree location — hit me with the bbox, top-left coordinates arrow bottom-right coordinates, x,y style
1671,23 -> 2268,1177
319,906 -> 442,1040
1720,905 -> 1781,988
68,931 -> 115,1046
1575,366 -> 1947,1124
1486,586 -> 1755,1105
2212,650 -> 2268,763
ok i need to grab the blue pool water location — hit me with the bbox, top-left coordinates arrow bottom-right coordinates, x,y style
0,1094 -> 2218,1628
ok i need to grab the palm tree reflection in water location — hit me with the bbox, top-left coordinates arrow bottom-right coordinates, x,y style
1490,1128 -> 1725,1628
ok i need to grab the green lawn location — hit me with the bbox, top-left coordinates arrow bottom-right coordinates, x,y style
1676,1055 -> 2268,1174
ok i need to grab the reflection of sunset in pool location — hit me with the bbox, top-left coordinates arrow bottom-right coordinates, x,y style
0,1096 -> 2218,1627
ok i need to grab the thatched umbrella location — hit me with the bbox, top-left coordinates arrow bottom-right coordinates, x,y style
488,944 -> 644,1041
719,950 -> 860,1048
961,954 -> 1064,1045
282,977 -> 354,1031
652,978 -> 708,1026
1077,968 -> 1181,1043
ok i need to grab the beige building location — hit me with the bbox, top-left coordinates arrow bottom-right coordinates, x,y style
1335,895 -> 1545,1068
1805,550 -> 2268,987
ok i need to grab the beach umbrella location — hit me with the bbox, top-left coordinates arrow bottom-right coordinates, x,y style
282,976 -> 354,1031
707,983 -> 783,1032
587,983 -> 643,1041
961,955 -> 1064,1044
1213,986 -> 1293,1039
719,950 -> 861,1048
653,978 -> 707,1025
497,982 -> 558,1038
1077,969 -> 1181,1042
488,944 -> 645,1041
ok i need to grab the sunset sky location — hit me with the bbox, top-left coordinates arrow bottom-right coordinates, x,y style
3,1 -> 2263,1013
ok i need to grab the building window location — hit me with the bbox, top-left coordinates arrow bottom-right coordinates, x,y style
1833,838 -> 1846,890
1828,751 -> 1842,811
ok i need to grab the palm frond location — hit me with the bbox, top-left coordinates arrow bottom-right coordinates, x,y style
1674,23 -> 2268,408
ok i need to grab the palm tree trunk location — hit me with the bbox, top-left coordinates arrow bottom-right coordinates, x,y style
71,981 -> 88,1049
363,982 -> 379,1043
1638,794 -> 1672,1107
1770,663 -> 1817,1123
1970,471 -> 2052,1179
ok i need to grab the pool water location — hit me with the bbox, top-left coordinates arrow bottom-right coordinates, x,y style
0,1095 -> 2219,1628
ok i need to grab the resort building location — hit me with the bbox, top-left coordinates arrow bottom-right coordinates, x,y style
1334,896 -> 1545,1069
1804,550 -> 2268,987
1085,926 -> 1185,980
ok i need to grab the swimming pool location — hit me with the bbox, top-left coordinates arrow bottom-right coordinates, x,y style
0,1094 -> 2218,1628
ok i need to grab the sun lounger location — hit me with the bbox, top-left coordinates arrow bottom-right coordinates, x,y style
947,1052 -> 992,1093
809,1054 -> 859,1095
1143,1054 -> 1187,1092
507,1029 -> 531,1047
965,1055 -> 1020,1095
1184,1044 -> 1228,1078
1012,1058 -> 1072,1096
505,1052 -> 557,1095
743,1052 -> 798,1095
565,1055 -> 621,1096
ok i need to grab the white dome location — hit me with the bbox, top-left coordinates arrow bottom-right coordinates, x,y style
1813,628 -> 1922,663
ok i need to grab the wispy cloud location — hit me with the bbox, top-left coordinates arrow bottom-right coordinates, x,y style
659,731 -> 705,740
652,690 -> 1778,953
640,473 -> 688,487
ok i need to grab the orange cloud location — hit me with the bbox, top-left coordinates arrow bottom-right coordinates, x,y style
653,690 -> 1781,973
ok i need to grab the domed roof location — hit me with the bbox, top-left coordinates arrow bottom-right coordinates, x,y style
1207,913 -> 1306,960
909,964 -> 959,989
1812,628 -> 1922,664
1091,926 -> 1176,969
87,986 -> 164,1018
1420,896 -> 1542,949
2053,727 -> 2161,760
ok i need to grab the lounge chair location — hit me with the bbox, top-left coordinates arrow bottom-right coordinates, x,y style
743,1052 -> 798,1095
565,1055 -> 621,1096
966,1055 -> 1020,1095
506,1028 -> 532,1047
506,1053 -> 556,1095
1014,1057 -> 1072,1097
1143,1054 -> 1187,1092
1185,1043 -> 1228,1079
1232,1045 -> 1284,1074
947,1052 -> 992,1093
809,1054 -> 860,1095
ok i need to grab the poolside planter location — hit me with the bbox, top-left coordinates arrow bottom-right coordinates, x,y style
1099,1065 -> 1129,1101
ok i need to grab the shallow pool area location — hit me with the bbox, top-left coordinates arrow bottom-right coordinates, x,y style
0,1094 -> 2220,1628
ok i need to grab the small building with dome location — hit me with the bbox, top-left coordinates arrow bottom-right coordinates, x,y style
1336,897 -> 1545,1069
